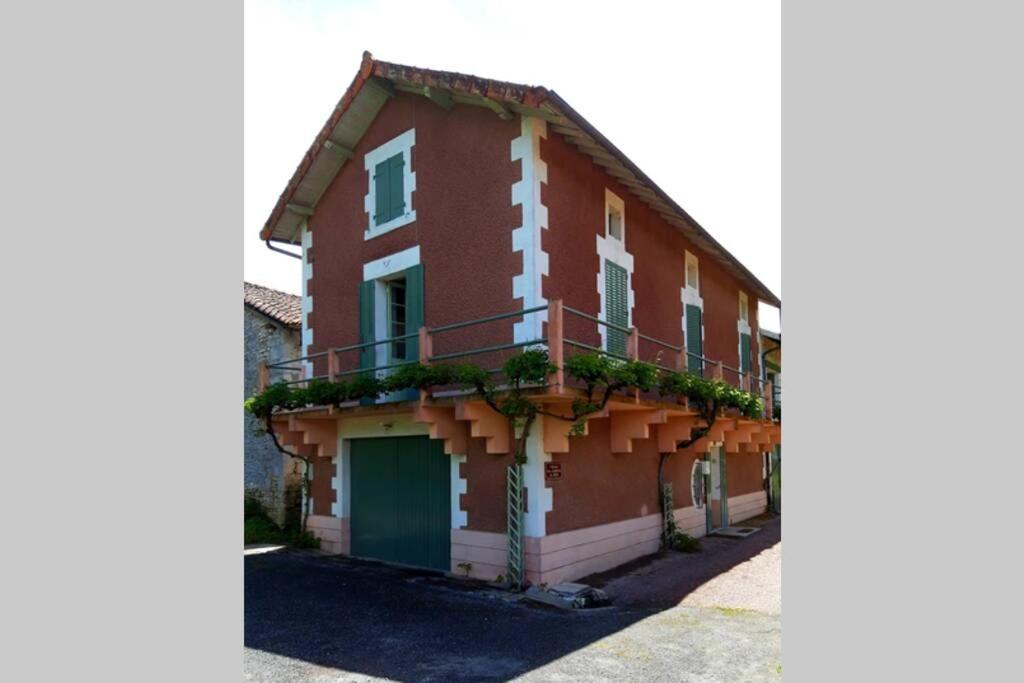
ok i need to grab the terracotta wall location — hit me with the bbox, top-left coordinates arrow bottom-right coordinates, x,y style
541,129 -> 760,380
306,92 -> 522,371
726,451 -> 765,497
310,458 -> 335,516
461,436 -> 514,533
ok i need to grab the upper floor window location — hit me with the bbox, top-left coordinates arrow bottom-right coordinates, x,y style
739,291 -> 749,323
685,251 -> 700,291
605,189 -> 625,242
364,128 -> 417,240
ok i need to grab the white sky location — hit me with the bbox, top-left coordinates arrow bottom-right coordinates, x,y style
244,0 -> 780,330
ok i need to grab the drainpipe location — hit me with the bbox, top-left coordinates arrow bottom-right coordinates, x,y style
265,239 -> 302,260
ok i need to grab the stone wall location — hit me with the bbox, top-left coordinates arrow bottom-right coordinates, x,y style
244,305 -> 302,522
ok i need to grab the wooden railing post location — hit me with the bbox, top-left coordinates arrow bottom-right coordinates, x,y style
547,299 -> 564,392
258,361 -> 269,392
712,361 -> 724,381
764,381 -> 774,420
418,326 -> 432,403
627,327 -> 639,360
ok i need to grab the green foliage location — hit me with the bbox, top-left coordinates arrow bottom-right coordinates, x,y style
502,348 -> 556,386
245,515 -> 283,545
657,371 -> 763,420
671,532 -> 702,553
244,490 -> 270,520
243,492 -> 321,549
245,350 -> 764,423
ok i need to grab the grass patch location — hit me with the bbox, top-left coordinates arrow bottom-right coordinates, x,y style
714,606 -> 756,617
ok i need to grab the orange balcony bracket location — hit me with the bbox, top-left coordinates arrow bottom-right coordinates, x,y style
289,416 -> 338,459
656,415 -> 703,454
610,409 -> 667,454
705,418 -> 736,445
541,405 -> 608,453
723,422 -> 762,454
413,404 -> 469,455
455,401 -> 510,454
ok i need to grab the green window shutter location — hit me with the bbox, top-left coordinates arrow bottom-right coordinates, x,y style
605,260 -> 628,356
740,333 -> 751,375
403,264 -> 424,362
359,280 -> 376,371
388,153 -> 405,220
686,304 -> 703,375
374,159 -> 390,226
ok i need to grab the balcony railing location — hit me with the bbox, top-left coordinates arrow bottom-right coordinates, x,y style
258,300 -> 775,418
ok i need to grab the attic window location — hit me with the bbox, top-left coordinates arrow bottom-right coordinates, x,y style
605,189 -> 625,242
685,252 -> 699,291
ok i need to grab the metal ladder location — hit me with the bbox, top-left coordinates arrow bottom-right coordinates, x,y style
506,463 -> 525,590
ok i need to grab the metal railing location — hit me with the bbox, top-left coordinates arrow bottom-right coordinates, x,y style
258,299 -> 775,418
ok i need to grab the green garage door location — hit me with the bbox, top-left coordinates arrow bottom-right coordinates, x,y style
350,436 -> 450,571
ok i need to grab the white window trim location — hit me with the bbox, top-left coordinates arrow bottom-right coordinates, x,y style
681,250 -> 705,369
363,246 -> 421,374
596,189 -> 634,353
363,128 -> 417,240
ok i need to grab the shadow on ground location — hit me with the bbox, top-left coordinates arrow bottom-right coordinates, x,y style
245,514 -> 781,682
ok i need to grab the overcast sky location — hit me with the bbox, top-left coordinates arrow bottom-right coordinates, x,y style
245,0 -> 780,330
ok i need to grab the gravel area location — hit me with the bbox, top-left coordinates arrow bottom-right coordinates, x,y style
595,514 -> 781,613
680,541 -> 781,614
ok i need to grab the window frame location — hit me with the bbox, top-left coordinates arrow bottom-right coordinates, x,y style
363,128 -> 417,240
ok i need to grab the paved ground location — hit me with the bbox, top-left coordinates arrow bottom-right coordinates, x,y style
245,517 -> 781,682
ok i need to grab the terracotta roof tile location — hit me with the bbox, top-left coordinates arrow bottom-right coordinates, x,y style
244,281 -> 302,329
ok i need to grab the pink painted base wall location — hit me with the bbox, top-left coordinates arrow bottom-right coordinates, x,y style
309,490 -> 768,585
307,515 -> 349,555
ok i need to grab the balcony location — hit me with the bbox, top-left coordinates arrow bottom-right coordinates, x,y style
257,300 -> 781,458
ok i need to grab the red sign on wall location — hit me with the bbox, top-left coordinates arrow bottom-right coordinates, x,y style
545,462 -> 563,481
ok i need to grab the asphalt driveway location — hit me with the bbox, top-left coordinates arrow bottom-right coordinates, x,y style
245,517 -> 782,682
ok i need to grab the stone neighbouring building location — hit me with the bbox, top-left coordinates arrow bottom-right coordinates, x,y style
244,282 -> 302,522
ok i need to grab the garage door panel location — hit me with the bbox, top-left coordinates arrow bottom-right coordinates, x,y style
351,436 -> 450,571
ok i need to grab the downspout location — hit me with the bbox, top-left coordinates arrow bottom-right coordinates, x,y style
265,239 -> 302,260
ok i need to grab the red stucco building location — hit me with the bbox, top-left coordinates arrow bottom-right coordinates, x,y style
257,53 -> 781,586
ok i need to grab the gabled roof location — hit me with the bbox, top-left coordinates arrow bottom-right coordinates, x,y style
260,52 -> 780,308
244,281 -> 302,329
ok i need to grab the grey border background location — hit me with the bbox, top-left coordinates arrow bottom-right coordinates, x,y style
1,1 -> 1022,680
1,2 -> 240,680
786,1 -> 1022,680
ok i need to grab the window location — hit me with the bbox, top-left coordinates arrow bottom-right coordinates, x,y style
605,260 -> 629,355
691,459 -> 706,509
607,203 -> 623,241
386,278 -> 407,361
374,154 -> 406,226
363,128 -> 416,240
685,252 -> 699,290
605,189 -> 625,242
599,189 -> 632,355
739,291 -> 749,323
